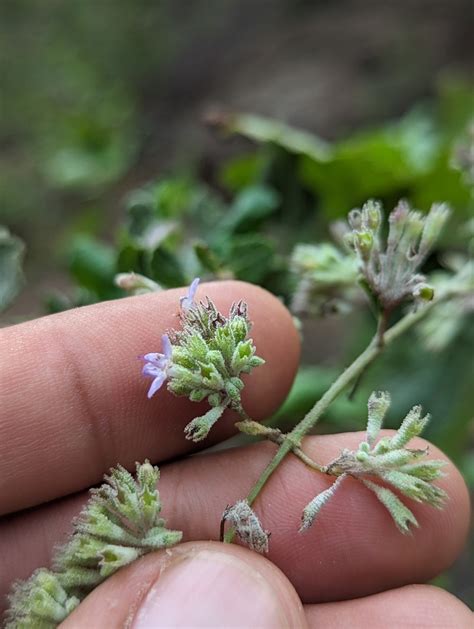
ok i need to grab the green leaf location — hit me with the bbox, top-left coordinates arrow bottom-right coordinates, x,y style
217,185 -> 279,235
116,244 -> 147,276
0,226 -> 25,312
68,235 -> 118,298
149,246 -> 187,287
221,111 -> 333,162
193,241 -> 222,274
223,234 -> 276,283
219,152 -> 265,191
299,130 -> 418,219
150,178 -> 195,219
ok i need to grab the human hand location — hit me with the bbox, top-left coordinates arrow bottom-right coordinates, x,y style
0,282 -> 471,627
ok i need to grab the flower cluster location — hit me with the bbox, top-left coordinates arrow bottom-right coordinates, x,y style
6,570 -> 79,629
301,391 -> 446,534
346,200 -> 450,311
5,462 -> 181,629
290,243 -> 358,315
142,279 -> 265,441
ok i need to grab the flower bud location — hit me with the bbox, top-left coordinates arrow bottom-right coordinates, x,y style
230,316 -> 249,342
355,231 -> 374,262
366,391 -> 391,446
225,380 -> 241,400
300,474 -> 347,532
363,200 -> 382,231
99,545 -> 142,577
413,283 -> 435,302
184,405 -> 225,441
114,272 -> 161,294
348,209 -> 362,229
419,203 -> 450,256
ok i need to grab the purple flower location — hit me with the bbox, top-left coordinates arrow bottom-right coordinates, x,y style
180,277 -> 200,311
141,334 -> 173,398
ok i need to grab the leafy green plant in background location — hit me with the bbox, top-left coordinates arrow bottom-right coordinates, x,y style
46,81 -> 473,306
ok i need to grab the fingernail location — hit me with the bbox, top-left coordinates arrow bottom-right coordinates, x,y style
133,549 -> 291,628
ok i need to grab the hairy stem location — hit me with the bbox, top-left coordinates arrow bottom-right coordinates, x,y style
235,419 -> 326,471
225,295 -> 448,542
376,307 -> 392,348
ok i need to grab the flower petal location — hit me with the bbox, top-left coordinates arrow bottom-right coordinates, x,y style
147,372 -> 166,398
142,363 -> 162,378
142,352 -> 165,365
188,277 -> 200,300
180,277 -> 200,311
161,334 -> 173,360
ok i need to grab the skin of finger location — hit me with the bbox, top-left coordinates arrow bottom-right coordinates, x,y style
0,280 -> 300,515
304,584 -> 473,628
60,541 -> 308,629
0,433 -> 469,611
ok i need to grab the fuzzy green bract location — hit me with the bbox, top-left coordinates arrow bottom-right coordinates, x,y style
5,461 -> 182,629
300,391 -> 447,534
163,289 -> 265,442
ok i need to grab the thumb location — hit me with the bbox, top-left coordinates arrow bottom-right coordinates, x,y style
61,541 -> 308,628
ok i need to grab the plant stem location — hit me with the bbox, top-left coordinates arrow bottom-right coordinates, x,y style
292,446 -> 327,473
225,296 -> 447,543
235,419 -> 327,472
376,308 -> 392,347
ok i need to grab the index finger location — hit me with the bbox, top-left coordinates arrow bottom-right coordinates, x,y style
0,281 -> 300,515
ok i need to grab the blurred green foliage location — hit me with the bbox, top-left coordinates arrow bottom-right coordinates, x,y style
42,80 -> 473,303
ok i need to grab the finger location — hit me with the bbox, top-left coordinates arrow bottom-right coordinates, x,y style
305,584 -> 473,628
1,433 -> 469,608
60,541 -> 307,628
0,280 -> 299,514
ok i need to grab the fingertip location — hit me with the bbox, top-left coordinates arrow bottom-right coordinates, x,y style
305,584 -> 474,628
62,542 -> 307,629
407,437 -> 471,574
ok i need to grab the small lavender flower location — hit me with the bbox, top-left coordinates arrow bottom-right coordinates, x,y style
141,334 -> 173,398
141,278 -> 264,441
180,277 -> 200,311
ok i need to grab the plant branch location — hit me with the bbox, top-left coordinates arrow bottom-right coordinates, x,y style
225,292 -> 452,542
